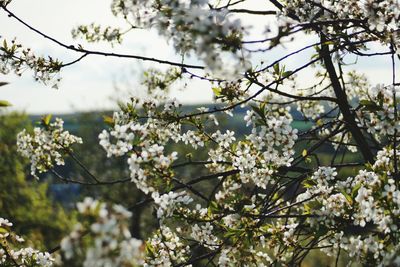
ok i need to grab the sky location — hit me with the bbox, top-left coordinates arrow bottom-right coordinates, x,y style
0,0 -> 398,114
0,0 -> 213,114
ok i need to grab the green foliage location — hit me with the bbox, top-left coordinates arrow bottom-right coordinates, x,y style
0,82 -> 11,107
142,67 -> 182,95
0,100 -> 11,107
0,38 -> 62,86
0,112 -> 74,249
71,23 -> 123,45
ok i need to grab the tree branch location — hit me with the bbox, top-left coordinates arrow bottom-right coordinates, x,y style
228,9 -> 277,15
319,38 -> 375,163
0,4 -> 205,70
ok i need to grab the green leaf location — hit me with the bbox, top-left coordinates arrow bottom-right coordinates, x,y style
271,192 -> 280,201
260,102 -> 266,111
359,99 -> 381,111
251,104 -> 265,120
303,179 -> 316,188
0,100 -> 12,107
273,63 -> 280,74
0,227 -> 8,234
260,225 -> 272,233
303,204 -> 311,214
310,53 -> 319,60
282,71 -> 293,78
351,183 -> 362,197
212,87 -> 222,97
103,115 -> 114,126
42,114 -> 52,126
359,99 -> 374,106
131,135 -> 141,146
145,242 -> 155,257
208,201 -> 219,216
223,230 -> 237,239
245,230 -> 254,244
323,41 -> 335,45
340,189 -> 353,205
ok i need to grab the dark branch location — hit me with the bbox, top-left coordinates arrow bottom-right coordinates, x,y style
228,9 -> 277,15
320,38 -> 375,163
0,4 -> 205,70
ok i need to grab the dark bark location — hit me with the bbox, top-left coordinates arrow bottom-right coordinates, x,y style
129,192 -> 144,239
320,38 -> 375,163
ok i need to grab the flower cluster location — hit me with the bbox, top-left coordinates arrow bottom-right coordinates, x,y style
144,226 -> 191,267
357,84 -> 400,141
288,148 -> 400,265
60,197 -> 143,267
0,217 -> 54,266
218,245 -> 273,267
0,38 -> 62,87
282,0 -> 400,49
152,191 -> 193,219
296,99 -> 325,120
17,117 -> 82,179
190,223 -> 220,250
110,0 -> 247,75
99,98 -> 181,193
71,23 -> 123,45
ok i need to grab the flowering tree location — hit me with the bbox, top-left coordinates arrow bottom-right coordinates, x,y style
1,0 -> 400,266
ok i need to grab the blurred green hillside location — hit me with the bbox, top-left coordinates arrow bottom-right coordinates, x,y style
0,112 -> 75,250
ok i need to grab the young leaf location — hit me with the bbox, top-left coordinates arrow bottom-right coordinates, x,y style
340,189 -> 353,205
103,115 -> 114,126
0,100 -> 11,107
282,71 -> 293,78
273,63 -> 280,74
359,99 -> 380,111
212,87 -> 222,97
42,114 -> 52,126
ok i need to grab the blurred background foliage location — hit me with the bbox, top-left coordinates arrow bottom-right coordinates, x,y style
0,112 -> 74,250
